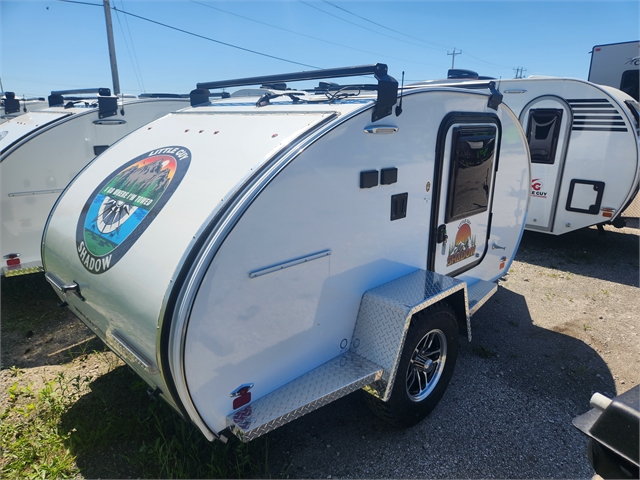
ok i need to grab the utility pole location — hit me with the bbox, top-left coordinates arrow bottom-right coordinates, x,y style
447,48 -> 462,69
513,67 -> 527,79
103,0 -> 121,95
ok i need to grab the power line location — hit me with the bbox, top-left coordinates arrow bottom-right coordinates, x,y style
319,0 -> 514,71
57,0 -> 321,70
187,0 -> 439,68
321,0 -> 448,50
117,0 -> 146,92
113,1 -> 145,92
298,0 -> 442,52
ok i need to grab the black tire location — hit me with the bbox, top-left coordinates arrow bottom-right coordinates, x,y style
363,302 -> 459,428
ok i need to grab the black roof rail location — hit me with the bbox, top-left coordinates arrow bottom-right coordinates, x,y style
139,93 -> 185,99
50,88 -> 111,96
49,88 -> 112,107
193,63 -> 398,122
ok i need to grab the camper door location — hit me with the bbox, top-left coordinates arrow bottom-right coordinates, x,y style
429,115 -> 500,276
520,96 -> 572,232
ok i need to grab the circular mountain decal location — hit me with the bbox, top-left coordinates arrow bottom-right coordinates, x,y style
76,146 -> 191,274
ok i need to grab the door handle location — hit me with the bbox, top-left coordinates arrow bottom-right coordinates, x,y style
436,224 -> 448,244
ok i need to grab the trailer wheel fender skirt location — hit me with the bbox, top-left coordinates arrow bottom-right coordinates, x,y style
362,302 -> 460,427
349,269 -> 479,414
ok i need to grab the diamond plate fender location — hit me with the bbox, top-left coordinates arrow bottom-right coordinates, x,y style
349,269 -> 469,401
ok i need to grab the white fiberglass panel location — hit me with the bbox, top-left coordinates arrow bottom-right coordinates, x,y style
42,109 -> 334,397
553,126 -> 637,232
184,89 -> 530,434
0,110 -> 71,154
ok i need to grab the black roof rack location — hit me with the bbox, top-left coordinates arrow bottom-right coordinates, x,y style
193,63 -> 398,122
50,88 -> 111,96
49,88 -> 112,107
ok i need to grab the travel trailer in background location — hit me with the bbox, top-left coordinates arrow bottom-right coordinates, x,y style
588,41 -> 640,218
42,64 -> 531,442
1,88 -> 189,275
589,41 -> 639,101
414,75 -> 640,233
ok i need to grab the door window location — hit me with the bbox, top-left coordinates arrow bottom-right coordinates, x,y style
445,126 -> 496,223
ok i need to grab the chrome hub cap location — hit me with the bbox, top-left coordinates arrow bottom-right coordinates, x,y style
406,329 -> 447,402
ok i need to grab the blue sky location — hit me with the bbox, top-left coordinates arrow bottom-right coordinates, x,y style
1,0 -> 638,97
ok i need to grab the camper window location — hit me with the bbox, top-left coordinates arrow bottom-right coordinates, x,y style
446,126 -> 496,222
620,70 -> 639,101
526,109 -> 563,165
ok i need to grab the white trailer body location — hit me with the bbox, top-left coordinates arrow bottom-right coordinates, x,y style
588,41 -> 640,101
1,90 -> 189,275
415,77 -> 640,234
42,65 -> 530,442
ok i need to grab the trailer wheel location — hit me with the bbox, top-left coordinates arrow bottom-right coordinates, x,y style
364,302 -> 459,428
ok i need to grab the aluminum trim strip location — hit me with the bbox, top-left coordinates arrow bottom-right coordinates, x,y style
248,250 -> 331,278
8,188 -> 65,197
173,110 -> 343,116
110,330 -> 159,374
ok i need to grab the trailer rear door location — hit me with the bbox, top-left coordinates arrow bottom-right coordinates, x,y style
520,97 -> 572,232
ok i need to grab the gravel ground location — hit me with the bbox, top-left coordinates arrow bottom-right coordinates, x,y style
264,221 -> 640,479
1,219 -> 638,478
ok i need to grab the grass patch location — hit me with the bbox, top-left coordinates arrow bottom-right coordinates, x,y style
1,374 -> 84,478
1,356 -> 272,479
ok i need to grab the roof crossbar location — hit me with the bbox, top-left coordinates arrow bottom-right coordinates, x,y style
50,88 -> 112,96
194,63 -> 398,122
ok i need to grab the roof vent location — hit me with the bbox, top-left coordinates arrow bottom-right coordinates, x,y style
447,69 -> 479,80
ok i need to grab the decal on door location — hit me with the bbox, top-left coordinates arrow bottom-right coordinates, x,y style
447,220 -> 476,267
531,178 -> 547,198
76,146 -> 191,274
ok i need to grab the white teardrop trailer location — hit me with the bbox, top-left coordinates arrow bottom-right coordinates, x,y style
414,74 -> 640,234
42,64 -> 531,442
0,88 -> 189,276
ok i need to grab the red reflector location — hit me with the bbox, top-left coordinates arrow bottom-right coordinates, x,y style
233,392 -> 251,410
6,258 -> 20,266
602,212 -> 613,218
595,47 -> 601,52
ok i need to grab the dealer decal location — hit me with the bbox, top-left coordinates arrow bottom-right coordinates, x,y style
531,178 -> 547,198
447,220 -> 476,267
76,146 -> 191,274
